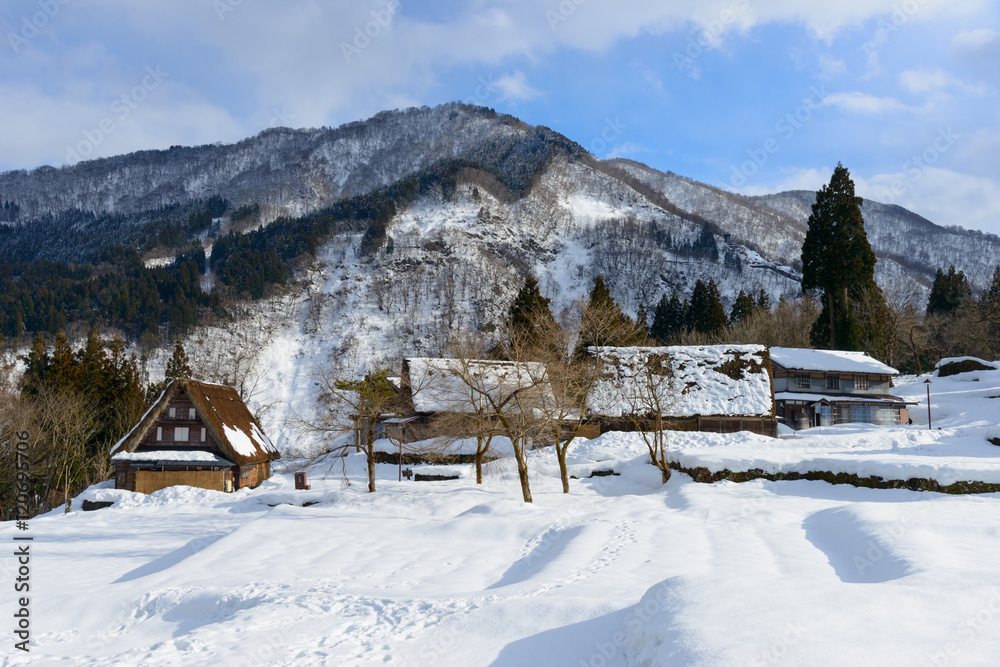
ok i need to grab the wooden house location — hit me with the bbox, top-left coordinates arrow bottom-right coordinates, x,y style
770,347 -> 913,429
111,379 -> 280,494
587,345 -> 778,437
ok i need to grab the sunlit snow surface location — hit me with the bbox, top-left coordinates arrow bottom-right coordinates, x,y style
6,368 -> 1000,665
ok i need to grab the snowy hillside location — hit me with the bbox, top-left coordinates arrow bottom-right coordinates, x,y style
8,363 -> 1000,665
610,159 -> 1000,291
754,190 -> 1000,290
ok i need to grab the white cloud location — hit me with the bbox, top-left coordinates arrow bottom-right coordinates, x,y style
899,68 -> 985,95
822,91 -> 910,114
855,167 -> 1000,234
734,165 -> 1000,235
734,167 -> 832,197
494,71 -> 540,102
818,55 -> 846,78
952,28 -> 999,50
606,142 -> 653,159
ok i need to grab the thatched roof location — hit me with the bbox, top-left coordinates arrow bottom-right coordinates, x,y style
587,345 -> 775,419
403,358 -> 553,414
111,379 -> 279,465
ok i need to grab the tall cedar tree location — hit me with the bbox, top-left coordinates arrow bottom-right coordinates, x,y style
801,163 -> 878,350
165,339 -> 193,381
574,276 -> 634,356
689,279 -> 727,335
927,265 -> 972,316
650,292 -> 686,343
729,289 -> 756,325
507,275 -> 559,356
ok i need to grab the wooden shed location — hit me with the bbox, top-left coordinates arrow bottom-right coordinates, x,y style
111,379 -> 280,494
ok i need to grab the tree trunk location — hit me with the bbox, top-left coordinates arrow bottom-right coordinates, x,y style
557,445 -> 570,494
828,290 -> 837,349
513,438 -> 532,503
659,455 -> 671,483
475,447 -> 484,485
365,439 -> 376,493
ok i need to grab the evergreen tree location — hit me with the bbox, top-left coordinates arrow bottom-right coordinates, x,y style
575,275 -> 634,355
756,289 -> 771,312
165,340 -> 193,381
729,289 -> 756,325
506,274 -> 559,358
927,265 -> 972,316
48,332 -> 76,390
22,335 -> 51,391
689,279 -> 727,335
650,293 -> 685,344
801,163 -> 878,350
634,303 -> 649,340
981,265 -> 1000,346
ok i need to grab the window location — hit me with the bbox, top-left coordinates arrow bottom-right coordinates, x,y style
819,404 -> 833,426
849,405 -> 869,423
156,427 -> 162,441
855,375 -> 869,391
826,376 -> 840,390
168,407 -> 176,418
189,408 -> 196,420
796,374 -> 810,389
201,428 -> 206,442
174,427 -> 190,442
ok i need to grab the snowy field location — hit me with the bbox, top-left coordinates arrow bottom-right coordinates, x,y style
5,366 -> 1000,665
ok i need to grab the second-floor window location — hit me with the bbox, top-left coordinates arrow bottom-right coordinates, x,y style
796,374 -> 810,388
174,427 -> 189,442
855,375 -> 869,391
826,376 -> 840,390
189,408 -> 196,420
168,407 -> 176,418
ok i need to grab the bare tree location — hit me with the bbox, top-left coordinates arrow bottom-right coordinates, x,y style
442,342 -> 550,503
592,348 -> 679,484
303,367 -> 406,493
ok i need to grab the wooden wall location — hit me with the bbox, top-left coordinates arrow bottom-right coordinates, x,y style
134,469 -> 228,494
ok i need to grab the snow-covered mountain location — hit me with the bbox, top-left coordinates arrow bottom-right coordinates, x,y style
5,103 -> 998,441
0,104 -> 522,219
611,158 -> 1000,290
3,102 -> 993,293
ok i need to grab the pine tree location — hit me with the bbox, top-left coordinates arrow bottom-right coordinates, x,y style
756,289 -> 771,312
729,289 -> 755,325
575,275 -> 634,355
22,335 -> 51,391
801,163 -> 878,350
690,279 -> 727,335
634,303 -> 649,340
506,274 -> 559,358
981,265 -> 1000,346
48,332 -> 77,390
927,265 -> 972,316
165,340 -> 193,381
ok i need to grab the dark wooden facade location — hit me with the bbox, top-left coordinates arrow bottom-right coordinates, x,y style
113,380 -> 279,494
591,415 -> 778,438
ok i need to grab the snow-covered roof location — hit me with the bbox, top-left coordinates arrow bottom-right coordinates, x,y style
774,392 -> 911,405
112,380 -> 279,465
405,358 -> 552,414
935,356 -> 997,370
587,345 -> 774,418
111,450 -> 233,465
770,347 -> 898,376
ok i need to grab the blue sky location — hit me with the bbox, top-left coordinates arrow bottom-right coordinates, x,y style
1,0 -> 997,233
